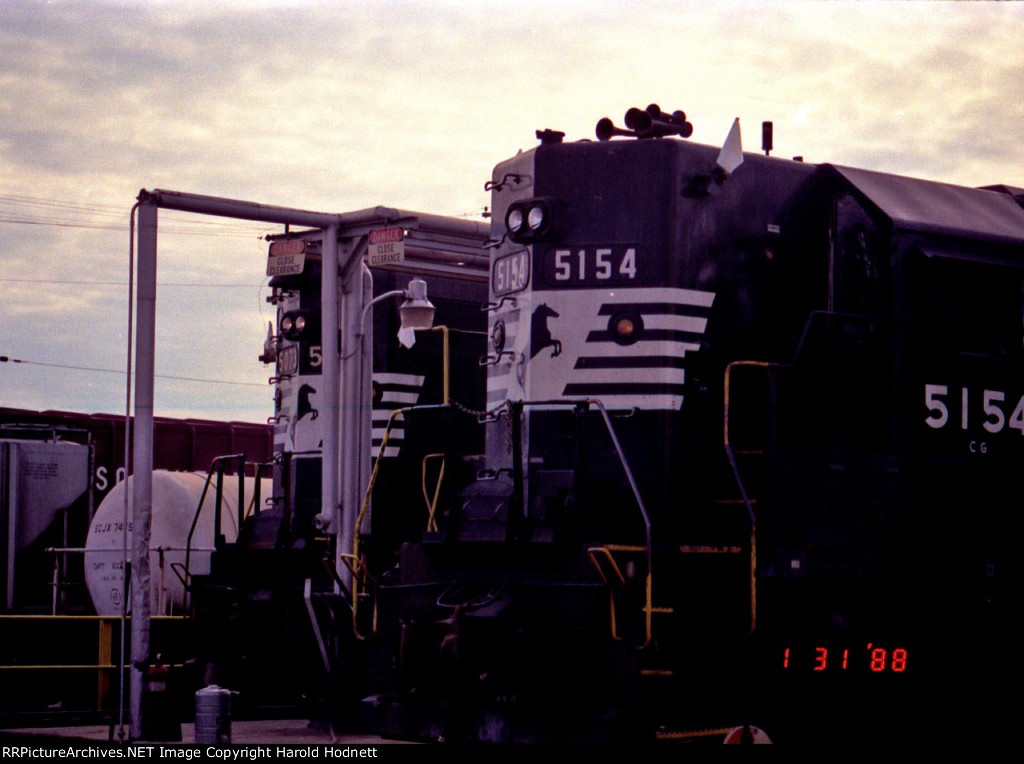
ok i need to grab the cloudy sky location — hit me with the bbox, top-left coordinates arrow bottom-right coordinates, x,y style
1,0 -> 1021,423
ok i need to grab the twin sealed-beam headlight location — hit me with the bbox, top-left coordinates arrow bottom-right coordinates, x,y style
505,198 -> 555,242
280,310 -> 318,341
506,207 -> 525,234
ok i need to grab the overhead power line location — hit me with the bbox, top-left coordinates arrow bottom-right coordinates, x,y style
0,355 -> 268,388
0,191 -> 279,238
0,277 -> 264,288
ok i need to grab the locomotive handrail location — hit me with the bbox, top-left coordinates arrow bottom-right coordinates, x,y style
479,351 -> 516,366
182,453 -> 246,612
351,406 -> 409,639
722,360 -> 768,637
468,397 -> 651,556
723,309 -> 895,636
351,402 -> 470,637
723,309 -> 895,525
586,544 -> 670,650
585,399 -> 653,574
723,361 -> 771,529
430,325 -> 451,404
351,398 -> 652,642
421,453 -> 446,532
482,295 -> 518,312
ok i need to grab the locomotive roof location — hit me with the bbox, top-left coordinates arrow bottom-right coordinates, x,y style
827,164 -> 1024,247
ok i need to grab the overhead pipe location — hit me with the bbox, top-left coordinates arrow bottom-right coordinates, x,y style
144,190 -> 489,240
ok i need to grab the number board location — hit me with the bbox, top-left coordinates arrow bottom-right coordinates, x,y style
492,250 -> 530,296
277,344 -> 299,377
540,245 -> 642,287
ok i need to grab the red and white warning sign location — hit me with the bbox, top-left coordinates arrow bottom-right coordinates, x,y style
267,239 -> 306,276
368,227 -> 405,266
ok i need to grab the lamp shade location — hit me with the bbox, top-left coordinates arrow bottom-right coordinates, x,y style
398,279 -> 435,331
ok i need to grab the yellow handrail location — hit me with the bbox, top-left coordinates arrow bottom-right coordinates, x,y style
429,326 -> 450,404
586,545 -> 667,649
421,453 -> 446,532
350,408 -> 405,638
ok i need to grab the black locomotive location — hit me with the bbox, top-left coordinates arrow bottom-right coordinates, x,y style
352,106 -> 1023,743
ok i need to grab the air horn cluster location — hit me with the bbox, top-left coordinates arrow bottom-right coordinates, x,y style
596,104 -> 694,141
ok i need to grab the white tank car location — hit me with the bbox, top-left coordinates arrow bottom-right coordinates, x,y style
84,471 -> 271,615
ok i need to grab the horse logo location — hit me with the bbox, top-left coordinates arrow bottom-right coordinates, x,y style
530,304 -> 562,359
290,383 -> 319,441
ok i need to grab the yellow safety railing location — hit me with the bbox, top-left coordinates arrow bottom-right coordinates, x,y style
346,408 -> 405,640
586,544 -> 670,650
0,615 -> 186,712
347,327 -> 455,637
421,453 -> 446,532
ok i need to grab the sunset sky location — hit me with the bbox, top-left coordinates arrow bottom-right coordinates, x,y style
1,0 -> 1021,422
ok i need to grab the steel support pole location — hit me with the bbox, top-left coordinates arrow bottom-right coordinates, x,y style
337,248 -> 358,595
358,265 -> 374,536
320,226 -> 341,577
130,201 -> 157,740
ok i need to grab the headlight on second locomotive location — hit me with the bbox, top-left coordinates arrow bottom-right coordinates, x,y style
280,310 -> 319,341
